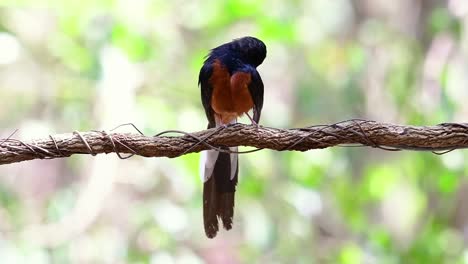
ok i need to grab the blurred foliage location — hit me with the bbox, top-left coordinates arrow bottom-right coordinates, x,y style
1,0 -> 468,263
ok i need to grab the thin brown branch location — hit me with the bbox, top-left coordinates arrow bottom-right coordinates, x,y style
1,120 -> 468,165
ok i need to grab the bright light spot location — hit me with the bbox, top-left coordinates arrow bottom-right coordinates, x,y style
380,182 -> 425,243
99,46 -> 143,91
178,109 -> 204,131
449,0 -> 468,17
464,250 -> 468,264
177,249 -> 204,264
0,33 -> 21,65
151,252 -> 174,264
297,16 -> 325,45
441,151 -> 464,170
243,202 -> 272,248
152,200 -> 188,234
286,185 -> 323,218
446,57 -> 468,106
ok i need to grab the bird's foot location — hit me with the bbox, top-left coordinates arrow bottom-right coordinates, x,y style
246,112 -> 259,128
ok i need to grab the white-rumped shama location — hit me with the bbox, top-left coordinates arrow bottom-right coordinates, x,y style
198,36 -> 267,238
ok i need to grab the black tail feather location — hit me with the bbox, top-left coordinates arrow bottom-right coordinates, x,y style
203,152 -> 238,238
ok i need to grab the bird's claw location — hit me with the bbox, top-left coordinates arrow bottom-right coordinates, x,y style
246,112 -> 259,128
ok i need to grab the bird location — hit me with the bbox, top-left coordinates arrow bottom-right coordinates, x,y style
198,36 -> 267,238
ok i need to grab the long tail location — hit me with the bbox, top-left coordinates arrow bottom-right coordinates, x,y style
201,147 -> 238,238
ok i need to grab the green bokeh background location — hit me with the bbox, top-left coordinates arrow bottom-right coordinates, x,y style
1,0 -> 468,263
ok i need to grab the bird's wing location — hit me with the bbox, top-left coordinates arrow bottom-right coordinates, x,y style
198,61 -> 216,128
247,68 -> 264,123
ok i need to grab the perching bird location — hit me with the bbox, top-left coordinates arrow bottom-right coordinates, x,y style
198,36 -> 267,238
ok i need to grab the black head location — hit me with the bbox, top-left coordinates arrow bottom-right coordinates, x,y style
230,36 -> 267,67
208,36 -> 267,68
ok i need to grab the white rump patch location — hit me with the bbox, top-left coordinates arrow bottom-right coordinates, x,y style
199,117 -> 238,182
230,147 -> 238,180
200,150 -> 219,182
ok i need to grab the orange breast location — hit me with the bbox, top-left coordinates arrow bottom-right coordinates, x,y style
209,60 -> 254,124
230,72 -> 253,115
